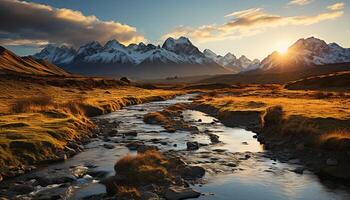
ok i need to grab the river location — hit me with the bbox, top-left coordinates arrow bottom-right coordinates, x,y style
2,94 -> 350,200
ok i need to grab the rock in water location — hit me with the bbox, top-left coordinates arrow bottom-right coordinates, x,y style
103,144 -> 115,149
141,191 -> 160,200
71,166 -> 88,178
180,166 -> 205,179
186,142 -> 199,150
10,184 -> 34,195
165,186 -> 201,200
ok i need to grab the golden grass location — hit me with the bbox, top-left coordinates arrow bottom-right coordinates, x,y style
318,130 -> 350,151
116,186 -> 141,200
319,130 -> 350,142
0,78 -> 182,173
197,91 -> 350,120
195,85 -> 350,150
114,150 -> 169,184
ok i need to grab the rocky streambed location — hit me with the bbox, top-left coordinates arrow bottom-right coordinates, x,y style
1,94 -> 350,200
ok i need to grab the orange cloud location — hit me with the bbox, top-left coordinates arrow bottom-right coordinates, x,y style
288,0 -> 313,6
163,7 -> 344,43
327,2 -> 345,11
0,0 -> 145,47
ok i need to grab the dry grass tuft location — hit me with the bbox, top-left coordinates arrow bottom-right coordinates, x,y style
262,105 -> 284,128
143,112 -> 169,125
116,186 -> 141,200
114,150 -> 169,184
318,130 -> 350,151
11,95 -> 53,113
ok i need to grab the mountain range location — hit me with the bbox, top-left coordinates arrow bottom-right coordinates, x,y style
34,37 -> 259,79
20,36 -> 350,79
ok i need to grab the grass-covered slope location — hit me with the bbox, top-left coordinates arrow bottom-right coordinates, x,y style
0,76 -> 181,177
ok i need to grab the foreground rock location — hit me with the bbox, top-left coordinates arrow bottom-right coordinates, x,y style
165,186 -> 201,200
187,142 -> 199,151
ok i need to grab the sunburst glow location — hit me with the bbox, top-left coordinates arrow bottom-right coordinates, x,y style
277,45 -> 289,54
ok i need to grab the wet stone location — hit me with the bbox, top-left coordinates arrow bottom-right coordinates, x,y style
186,142 -> 199,151
10,184 -> 34,195
165,186 -> 201,200
103,144 -> 115,149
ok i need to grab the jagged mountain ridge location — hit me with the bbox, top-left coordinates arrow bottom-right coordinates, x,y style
203,49 -> 260,72
33,37 -> 245,78
35,37 -> 218,68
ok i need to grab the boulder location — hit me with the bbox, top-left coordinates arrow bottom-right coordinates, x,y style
288,159 -> 300,164
180,166 -> 205,179
71,166 -> 88,178
87,169 -> 109,178
56,152 -> 68,161
124,131 -> 138,137
137,145 -> 158,153
107,130 -> 118,137
186,142 -> 199,151
208,134 -> 220,144
141,191 -> 160,200
11,184 -> 34,195
165,186 -> 201,200
103,144 -> 115,149
126,141 -> 144,150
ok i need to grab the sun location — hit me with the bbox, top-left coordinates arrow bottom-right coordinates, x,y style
277,45 -> 289,54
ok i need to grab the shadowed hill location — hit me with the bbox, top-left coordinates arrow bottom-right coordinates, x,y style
0,46 -> 70,76
285,71 -> 350,92
198,62 -> 350,84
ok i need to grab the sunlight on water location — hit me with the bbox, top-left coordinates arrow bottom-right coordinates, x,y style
183,110 -> 263,152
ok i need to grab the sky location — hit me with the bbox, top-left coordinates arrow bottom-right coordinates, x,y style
0,0 -> 349,59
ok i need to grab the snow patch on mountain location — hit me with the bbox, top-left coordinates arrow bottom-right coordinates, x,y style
203,49 -> 259,72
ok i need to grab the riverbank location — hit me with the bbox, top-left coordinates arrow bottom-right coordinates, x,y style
0,76 -> 183,181
191,84 -> 350,180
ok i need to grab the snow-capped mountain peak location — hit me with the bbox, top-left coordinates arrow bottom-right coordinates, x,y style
34,44 -> 76,65
203,49 -> 259,72
104,39 -> 125,50
223,53 -> 236,61
77,41 -> 102,55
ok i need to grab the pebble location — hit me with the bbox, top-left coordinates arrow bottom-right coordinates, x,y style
103,144 -> 115,149
326,158 -> 338,166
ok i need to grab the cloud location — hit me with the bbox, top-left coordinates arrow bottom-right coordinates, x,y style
288,0 -> 313,6
0,0 -> 145,48
162,7 -> 344,43
327,2 -> 345,11
0,38 -> 49,47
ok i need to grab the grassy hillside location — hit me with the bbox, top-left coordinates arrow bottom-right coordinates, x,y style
0,46 -> 70,76
0,75 -> 181,177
